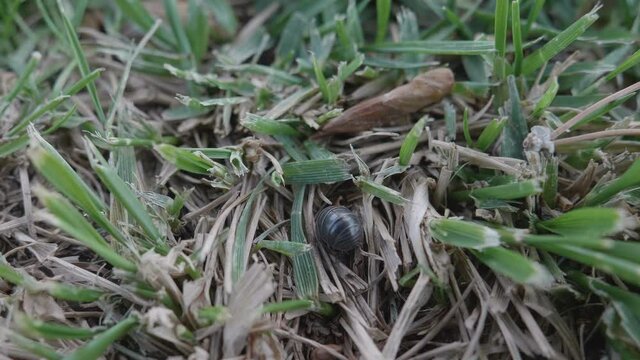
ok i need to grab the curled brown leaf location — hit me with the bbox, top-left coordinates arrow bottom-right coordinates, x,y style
315,67 -> 454,136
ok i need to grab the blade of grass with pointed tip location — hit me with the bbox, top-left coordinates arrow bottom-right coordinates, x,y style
9,333 -> 62,360
186,0 -> 209,62
582,158 -> 640,206
375,0 -> 391,43
0,260 -> 103,302
511,0 -> 523,75
399,116 -> 427,166
232,182 -> 265,283
462,108 -> 473,147
155,144 -> 220,175
365,40 -> 495,55
262,299 -> 315,313
0,51 -> 40,118
202,0 -> 237,37
524,235 -> 640,264
57,0 -> 106,124
494,0 -> 509,80
114,0 -> 175,46
452,179 -> 542,201
63,68 -> 104,97
45,282 -> 103,302
533,242 -> 640,287
444,101 -> 456,141
34,187 -> 136,272
532,77 -> 559,118
241,113 -> 301,138
521,7 -> 599,76
27,127 -> 126,244
276,12 -> 306,63
501,75 -> 527,159
354,177 -> 406,205
476,117 -> 507,151
429,219 -> 501,249
290,185 -> 318,299
16,313 -> 102,340
255,240 -> 312,257
87,144 -> 166,253
542,157 -> 558,207
282,159 -> 351,185
64,316 -> 138,360
8,95 -> 69,136
176,94 -> 247,109
472,246 -> 552,287
523,0 -> 545,37
537,208 -> 634,237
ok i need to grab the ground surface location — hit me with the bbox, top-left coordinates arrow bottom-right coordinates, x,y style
1,0 -> 640,359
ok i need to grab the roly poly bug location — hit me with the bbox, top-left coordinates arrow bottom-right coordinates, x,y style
315,206 -> 364,252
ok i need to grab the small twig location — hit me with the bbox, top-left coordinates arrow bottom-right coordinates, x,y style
554,129 -> 640,146
552,80 -> 640,139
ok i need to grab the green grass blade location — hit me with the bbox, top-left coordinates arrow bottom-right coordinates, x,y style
33,187 -> 136,272
186,0 -> 209,62
354,177 -> 406,204
444,101 -> 456,141
8,95 -> 69,136
542,157 -> 558,207
375,0 -> 391,43
476,117 -> 507,151
114,0 -> 175,46
524,235 -> 640,264
365,40 -> 495,55
537,208 -> 635,237
261,299 -> 315,314
493,0 -> 509,79
472,247 -> 552,287
462,108 -> 473,147
176,95 -> 247,109
154,144 -> 224,176
582,158 -> 640,206
255,240 -> 312,257
429,219 -> 501,249
511,0 -> 523,75
523,0 -> 545,38
163,0 -> 192,56
241,113 -> 301,138
398,116 -> 427,166
45,282 -> 103,302
9,333 -> 62,360
521,7 -> 599,76
27,127 -> 126,244
452,179 -> 542,201
290,185 -> 318,299
16,313 -> 102,340
604,48 -> 640,82
532,76 -> 558,118
501,75 -> 527,159
65,316 -> 138,360
282,159 -> 351,185
87,144 -> 166,252
57,0 -> 106,124
533,242 -> 640,287
201,0 -> 238,37
232,182 -> 265,283
62,68 -> 104,97
0,51 -> 40,118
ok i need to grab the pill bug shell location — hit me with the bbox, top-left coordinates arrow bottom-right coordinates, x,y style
315,206 -> 364,252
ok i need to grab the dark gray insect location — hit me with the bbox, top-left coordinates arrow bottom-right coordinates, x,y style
315,206 -> 364,252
